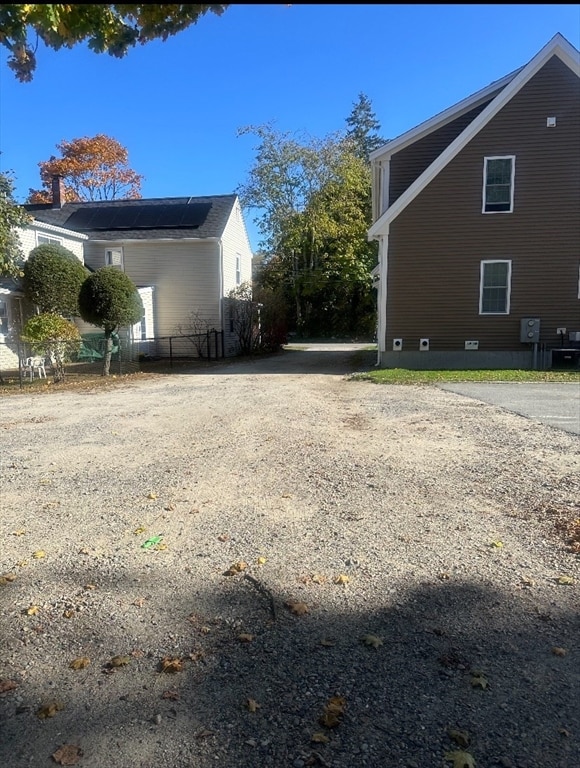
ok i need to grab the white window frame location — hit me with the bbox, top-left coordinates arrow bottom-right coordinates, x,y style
482,155 -> 515,214
0,298 -> 8,335
105,247 -> 124,268
479,259 -> 512,315
235,253 -> 241,285
36,233 -> 63,246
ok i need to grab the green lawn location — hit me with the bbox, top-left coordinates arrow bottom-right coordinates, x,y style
352,368 -> 580,384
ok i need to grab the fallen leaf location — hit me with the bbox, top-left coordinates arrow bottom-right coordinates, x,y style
83,584 -> 97,590
146,492 -> 158,500
311,732 -> 330,743
558,727 -> 571,737
257,556 -> 267,565
362,634 -> 384,649
69,657 -> 90,670
217,534 -> 229,542
160,657 -> 183,673
133,526 -> 147,535
108,655 -> 131,668
319,696 -> 346,728
281,493 -> 293,498
154,542 -> 168,551
133,598 -> 146,607
33,550 -> 46,559
78,548 -> 89,555
311,573 -> 327,584
520,576 -> 536,586
37,700 -> 65,719
26,605 -> 39,616
12,529 -> 26,536
0,679 -> 18,694
223,561 -> 248,576
333,574 -> 350,585
448,729 -> 470,748
552,647 -> 568,657
161,689 -> 180,700
444,750 -> 476,768
196,729 -> 214,739
51,744 -> 83,765
320,638 -> 336,647
16,560 -> 28,567
246,698 -> 260,712
285,599 -> 309,616
0,573 -> 16,585
131,649 -> 145,658
62,610 -> 75,619
238,633 -> 255,643
470,671 -> 489,690
557,576 -> 574,585
164,504 -> 176,511
489,540 -> 504,548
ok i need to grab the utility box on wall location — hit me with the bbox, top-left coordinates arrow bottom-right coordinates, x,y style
520,318 -> 541,343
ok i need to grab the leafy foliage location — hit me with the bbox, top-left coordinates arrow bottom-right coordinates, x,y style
0,170 -> 32,278
28,134 -> 143,202
0,4 -> 230,82
240,122 -> 378,338
23,244 -> 89,315
78,267 -> 143,375
21,313 -> 81,382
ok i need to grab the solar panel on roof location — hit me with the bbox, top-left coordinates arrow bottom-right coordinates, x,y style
65,202 -> 212,231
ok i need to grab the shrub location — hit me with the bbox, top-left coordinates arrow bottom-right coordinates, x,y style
22,313 -> 81,382
23,243 -> 89,315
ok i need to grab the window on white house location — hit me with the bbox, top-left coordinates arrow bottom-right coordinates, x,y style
0,299 -> 8,334
480,260 -> 512,314
105,248 -> 124,268
37,234 -> 63,246
235,254 -> 241,285
483,156 -> 515,213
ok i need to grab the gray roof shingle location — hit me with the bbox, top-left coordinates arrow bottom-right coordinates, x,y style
26,195 -> 238,241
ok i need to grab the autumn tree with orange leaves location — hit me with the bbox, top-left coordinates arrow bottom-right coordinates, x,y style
28,134 -> 143,203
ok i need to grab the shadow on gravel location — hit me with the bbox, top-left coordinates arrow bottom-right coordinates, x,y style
141,348 -> 378,378
1,565 -> 578,768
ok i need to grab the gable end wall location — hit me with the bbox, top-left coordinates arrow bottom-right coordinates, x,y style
385,56 -> 580,362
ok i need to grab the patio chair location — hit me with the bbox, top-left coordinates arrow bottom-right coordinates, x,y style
22,356 -> 47,381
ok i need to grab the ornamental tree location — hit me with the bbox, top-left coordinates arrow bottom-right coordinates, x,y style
28,134 -> 143,203
78,267 -> 143,375
23,243 -> 89,315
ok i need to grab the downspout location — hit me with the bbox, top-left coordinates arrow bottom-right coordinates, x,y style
218,238 -> 224,330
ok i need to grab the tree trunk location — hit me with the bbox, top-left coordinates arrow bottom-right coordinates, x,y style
102,329 -> 113,376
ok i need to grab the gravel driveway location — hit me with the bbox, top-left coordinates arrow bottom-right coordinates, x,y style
1,346 -> 579,768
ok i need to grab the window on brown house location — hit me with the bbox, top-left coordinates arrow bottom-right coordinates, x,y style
480,260 -> 511,314
483,156 -> 515,213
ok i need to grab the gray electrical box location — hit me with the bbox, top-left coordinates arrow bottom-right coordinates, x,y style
520,317 -> 541,343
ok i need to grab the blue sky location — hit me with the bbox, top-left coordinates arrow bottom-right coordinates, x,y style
1,4 -> 578,251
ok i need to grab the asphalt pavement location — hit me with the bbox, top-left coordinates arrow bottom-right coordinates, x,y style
438,382 -> 580,435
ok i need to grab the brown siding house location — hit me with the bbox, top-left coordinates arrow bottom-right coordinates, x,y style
369,33 -> 580,370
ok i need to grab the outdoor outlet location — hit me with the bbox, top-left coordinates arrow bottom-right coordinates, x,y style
465,340 -> 479,350
556,327 -> 566,336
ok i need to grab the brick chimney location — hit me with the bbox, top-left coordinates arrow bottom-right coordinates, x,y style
51,175 -> 65,208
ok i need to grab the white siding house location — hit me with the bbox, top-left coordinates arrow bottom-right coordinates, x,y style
26,193 -> 254,360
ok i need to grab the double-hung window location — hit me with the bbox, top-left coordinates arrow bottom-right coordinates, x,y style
105,248 -> 124,268
235,254 -> 241,285
37,234 -> 63,246
480,260 -> 511,314
483,156 -> 515,213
